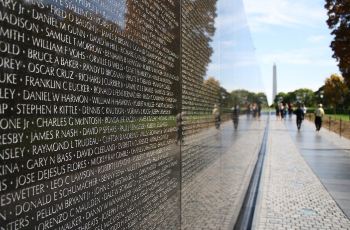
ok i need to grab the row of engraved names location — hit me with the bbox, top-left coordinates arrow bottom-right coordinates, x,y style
0,68 -> 174,95
1,0 -> 175,47
0,138 -> 176,192
0,91 -> 175,116
0,7 -> 178,73
0,54 -> 177,86
1,154 -> 178,230
0,116 -> 174,130
1,130 -> 175,177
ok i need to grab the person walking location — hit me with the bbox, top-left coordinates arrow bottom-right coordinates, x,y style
302,104 -> 307,114
288,103 -> 293,117
232,105 -> 240,130
252,103 -> 258,118
275,104 -> 280,120
314,104 -> 325,131
294,104 -> 305,130
212,104 -> 221,129
284,103 -> 289,119
279,103 -> 285,120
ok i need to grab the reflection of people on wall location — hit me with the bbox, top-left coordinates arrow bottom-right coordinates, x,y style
176,112 -> 186,144
212,104 -> 221,129
232,105 -> 240,130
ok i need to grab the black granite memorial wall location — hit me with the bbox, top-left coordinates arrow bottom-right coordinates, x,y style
0,0 -> 184,229
0,0 -> 227,229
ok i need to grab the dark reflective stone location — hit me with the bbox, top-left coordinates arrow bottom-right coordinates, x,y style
0,0 -> 182,229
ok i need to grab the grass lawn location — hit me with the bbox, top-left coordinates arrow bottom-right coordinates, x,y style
326,114 -> 350,121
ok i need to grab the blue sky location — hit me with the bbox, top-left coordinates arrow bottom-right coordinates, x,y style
207,0 -> 340,103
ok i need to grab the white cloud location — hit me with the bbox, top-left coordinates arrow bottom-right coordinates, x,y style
215,0 -> 251,33
221,40 -> 237,48
307,35 -> 327,43
215,14 -> 249,32
243,0 -> 326,31
260,47 -> 337,66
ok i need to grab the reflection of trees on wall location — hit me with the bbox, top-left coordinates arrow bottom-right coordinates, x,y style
182,0 -> 218,128
180,0 -> 220,189
325,0 -> 350,86
231,90 -> 268,107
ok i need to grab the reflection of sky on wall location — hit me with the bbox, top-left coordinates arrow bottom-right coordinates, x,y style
40,0 -> 127,29
207,0 -> 265,93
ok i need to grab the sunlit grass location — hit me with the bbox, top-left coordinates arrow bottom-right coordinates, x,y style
326,114 -> 350,121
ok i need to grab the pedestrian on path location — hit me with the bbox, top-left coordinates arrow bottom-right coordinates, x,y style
314,104 -> 325,131
275,104 -> 280,120
302,104 -> 307,114
288,102 -> 293,117
294,104 -> 304,130
279,103 -> 285,120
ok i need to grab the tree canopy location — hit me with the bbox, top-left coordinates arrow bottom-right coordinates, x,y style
273,88 -> 315,107
230,90 -> 268,107
324,74 -> 349,110
325,0 -> 350,86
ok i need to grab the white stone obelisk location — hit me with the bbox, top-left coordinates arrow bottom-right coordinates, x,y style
273,63 -> 277,102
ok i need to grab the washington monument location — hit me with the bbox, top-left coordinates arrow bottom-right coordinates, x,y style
273,63 -> 277,102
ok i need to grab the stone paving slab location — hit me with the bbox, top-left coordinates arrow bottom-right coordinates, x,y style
303,118 -> 350,150
284,118 -> 350,218
254,120 -> 350,230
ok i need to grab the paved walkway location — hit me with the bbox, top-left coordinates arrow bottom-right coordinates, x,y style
254,118 -> 350,230
285,117 -> 350,217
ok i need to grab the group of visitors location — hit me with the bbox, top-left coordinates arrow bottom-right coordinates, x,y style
213,104 -> 240,130
246,103 -> 262,119
276,102 -> 325,132
176,102 -> 326,145
275,102 -> 307,120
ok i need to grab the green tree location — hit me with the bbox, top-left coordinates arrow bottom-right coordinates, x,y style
293,88 -> 316,107
325,0 -> 350,86
324,74 -> 349,113
274,92 -> 287,104
283,92 -> 296,104
230,90 -> 268,107
204,77 -> 221,97
273,89 -> 315,107
230,89 -> 250,106
219,87 -> 231,108
256,92 -> 268,106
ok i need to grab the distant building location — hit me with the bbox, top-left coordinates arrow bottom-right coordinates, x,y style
273,64 -> 277,102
